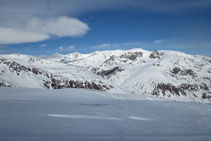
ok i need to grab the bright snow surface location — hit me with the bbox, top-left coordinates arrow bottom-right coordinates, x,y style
0,88 -> 211,141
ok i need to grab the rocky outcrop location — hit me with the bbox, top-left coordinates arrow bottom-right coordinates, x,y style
49,78 -> 111,90
120,52 -> 143,60
202,93 -> 211,99
149,51 -> 163,59
96,66 -> 124,78
0,81 -> 13,87
171,67 -> 196,77
152,83 -> 211,99
152,83 -> 186,96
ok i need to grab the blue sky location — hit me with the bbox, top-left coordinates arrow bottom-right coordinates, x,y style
0,0 -> 211,57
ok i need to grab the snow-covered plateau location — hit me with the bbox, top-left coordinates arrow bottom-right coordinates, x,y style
0,87 -> 211,141
0,48 -> 211,103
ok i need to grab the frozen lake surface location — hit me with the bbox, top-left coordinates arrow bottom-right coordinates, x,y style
0,88 -> 211,141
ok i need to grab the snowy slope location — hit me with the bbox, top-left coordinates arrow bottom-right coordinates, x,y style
1,48 -> 211,103
0,87 -> 211,141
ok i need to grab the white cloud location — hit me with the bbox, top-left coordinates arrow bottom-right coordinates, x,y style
0,27 -> 50,44
0,16 -> 89,44
26,17 -> 89,37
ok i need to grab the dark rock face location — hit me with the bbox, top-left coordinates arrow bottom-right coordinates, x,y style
0,81 -> 13,87
152,83 -> 211,99
49,78 -> 111,91
171,67 -> 196,77
120,52 -> 143,60
45,75 -> 112,90
152,83 -> 186,96
32,68 -> 40,75
0,58 -> 51,78
202,93 -> 211,99
1,59 -> 29,74
149,51 -> 163,59
96,66 -> 124,78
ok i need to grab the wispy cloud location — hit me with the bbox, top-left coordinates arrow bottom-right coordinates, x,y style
154,39 -> 165,44
0,0 -> 210,21
0,16 -> 89,44
0,0 -> 210,30
0,46 -> 9,53
59,45 -> 75,52
92,43 -> 116,49
92,41 -> 160,49
91,40 -> 211,51
40,44 -> 47,48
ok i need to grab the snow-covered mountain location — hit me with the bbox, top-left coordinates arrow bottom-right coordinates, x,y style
1,48 -> 211,103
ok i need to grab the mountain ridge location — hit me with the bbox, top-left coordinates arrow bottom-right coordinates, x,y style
0,48 -> 211,103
